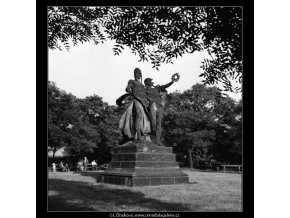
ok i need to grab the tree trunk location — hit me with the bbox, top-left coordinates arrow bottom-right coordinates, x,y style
189,149 -> 193,169
52,149 -> 56,162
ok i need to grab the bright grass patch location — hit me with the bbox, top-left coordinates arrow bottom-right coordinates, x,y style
48,170 -> 242,212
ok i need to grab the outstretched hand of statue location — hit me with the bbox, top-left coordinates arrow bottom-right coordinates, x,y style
171,73 -> 180,83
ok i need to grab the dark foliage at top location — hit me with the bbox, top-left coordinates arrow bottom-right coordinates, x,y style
48,6 -> 242,92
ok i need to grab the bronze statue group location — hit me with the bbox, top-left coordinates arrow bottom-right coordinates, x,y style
116,68 -> 180,146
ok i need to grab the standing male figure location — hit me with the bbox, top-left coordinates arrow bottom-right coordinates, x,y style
52,163 -> 56,173
144,73 -> 180,146
83,157 -> 89,171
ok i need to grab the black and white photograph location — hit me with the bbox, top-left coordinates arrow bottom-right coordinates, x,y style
11,0 -> 290,217
45,5 -> 248,214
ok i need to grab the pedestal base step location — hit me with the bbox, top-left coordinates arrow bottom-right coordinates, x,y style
101,141 -> 189,186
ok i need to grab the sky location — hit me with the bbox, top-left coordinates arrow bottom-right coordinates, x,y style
49,40 -> 241,106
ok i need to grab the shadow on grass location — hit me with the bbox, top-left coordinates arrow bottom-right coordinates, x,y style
74,171 -> 103,181
48,177 -> 193,212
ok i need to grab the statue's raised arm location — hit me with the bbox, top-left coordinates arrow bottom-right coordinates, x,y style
144,73 -> 180,146
159,73 -> 180,91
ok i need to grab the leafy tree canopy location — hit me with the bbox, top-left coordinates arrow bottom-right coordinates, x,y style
48,81 -> 124,162
163,83 -> 241,166
48,6 -> 242,92
48,81 -> 100,158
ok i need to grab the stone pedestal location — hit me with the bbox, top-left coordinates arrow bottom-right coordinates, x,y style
101,141 -> 189,186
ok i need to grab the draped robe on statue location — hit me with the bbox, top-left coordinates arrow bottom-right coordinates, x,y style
118,97 -> 151,139
116,80 -> 152,141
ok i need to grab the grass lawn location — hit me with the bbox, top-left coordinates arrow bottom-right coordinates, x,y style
48,170 -> 242,212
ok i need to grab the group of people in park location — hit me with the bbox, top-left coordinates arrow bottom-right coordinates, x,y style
51,157 -> 98,172
76,157 -> 98,171
117,68 -> 180,146
51,161 -> 70,172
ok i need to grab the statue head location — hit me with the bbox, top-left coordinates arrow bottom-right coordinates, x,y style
134,68 -> 142,81
144,78 -> 154,87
